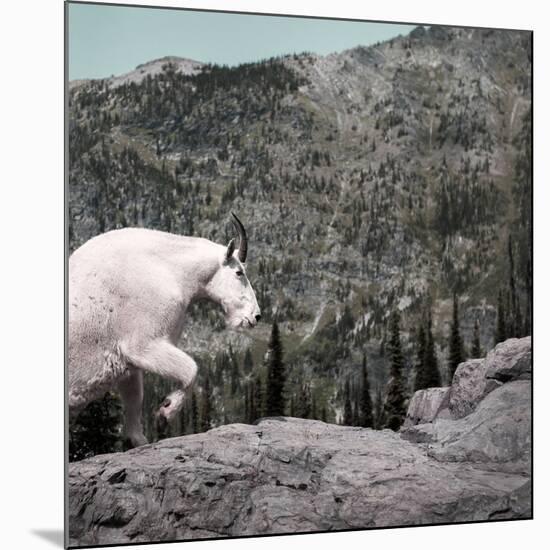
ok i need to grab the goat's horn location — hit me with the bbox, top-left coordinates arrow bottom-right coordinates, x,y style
231,212 -> 248,263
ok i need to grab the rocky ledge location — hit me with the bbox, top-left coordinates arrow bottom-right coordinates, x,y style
68,337 -> 532,547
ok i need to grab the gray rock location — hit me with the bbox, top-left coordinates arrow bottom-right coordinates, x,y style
403,381 -> 531,472
449,358 -> 487,419
70,413 -> 531,546
485,337 -> 532,382
430,381 -> 531,468
448,337 -> 531,419
403,387 -> 450,427
69,337 -> 532,546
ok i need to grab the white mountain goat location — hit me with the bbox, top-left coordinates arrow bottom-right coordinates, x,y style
68,213 -> 261,447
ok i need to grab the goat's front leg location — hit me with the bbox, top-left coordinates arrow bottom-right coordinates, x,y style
120,338 -> 198,433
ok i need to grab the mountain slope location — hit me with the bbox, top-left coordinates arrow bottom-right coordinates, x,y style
68,25 -> 532,432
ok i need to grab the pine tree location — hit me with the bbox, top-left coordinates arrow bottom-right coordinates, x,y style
495,288 -> 507,345
352,391 -> 359,426
289,394 -> 296,417
265,320 -> 286,416
448,293 -> 465,382
244,384 -> 250,423
373,386 -> 383,429
190,390 -> 198,434
413,323 -> 428,392
383,310 -> 408,431
200,371 -> 212,432
508,235 -> 520,337
343,378 -> 353,426
69,392 -> 122,461
359,353 -> 374,427
179,404 -> 186,436
296,383 -> 312,419
251,373 -> 264,422
243,348 -> 254,374
471,318 -> 483,358
247,383 -> 256,424
229,350 -> 240,396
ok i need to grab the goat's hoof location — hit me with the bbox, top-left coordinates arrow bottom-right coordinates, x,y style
155,411 -> 168,437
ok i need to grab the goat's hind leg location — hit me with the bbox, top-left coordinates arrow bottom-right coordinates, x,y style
117,367 -> 148,448
120,338 -> 198,433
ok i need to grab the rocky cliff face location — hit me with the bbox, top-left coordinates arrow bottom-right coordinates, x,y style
68,337 -> 531,547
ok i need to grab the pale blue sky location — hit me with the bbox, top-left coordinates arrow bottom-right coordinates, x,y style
68,2 -> 415,80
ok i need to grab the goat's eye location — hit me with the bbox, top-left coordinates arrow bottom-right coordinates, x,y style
236,270 -> 244,277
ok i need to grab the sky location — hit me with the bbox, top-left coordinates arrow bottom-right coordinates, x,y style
68,2 -> 416,80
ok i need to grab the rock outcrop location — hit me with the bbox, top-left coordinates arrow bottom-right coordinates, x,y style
402,386 -> 450,427
449,337 -> 531,419
448,358 -> 488,419
402,337 -> 532,426
401,337 -> 531,471
68,338 -> 532,547
402,381 -> 530,468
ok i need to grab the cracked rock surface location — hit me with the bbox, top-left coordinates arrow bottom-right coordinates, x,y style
69,339 -> 532,547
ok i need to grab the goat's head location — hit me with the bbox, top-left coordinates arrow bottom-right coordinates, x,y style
206,213 -> 261,329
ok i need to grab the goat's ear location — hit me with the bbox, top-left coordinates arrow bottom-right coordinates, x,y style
225,239 -> 235,263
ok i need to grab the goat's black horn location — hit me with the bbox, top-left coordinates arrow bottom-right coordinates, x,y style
231,212 -> 248,263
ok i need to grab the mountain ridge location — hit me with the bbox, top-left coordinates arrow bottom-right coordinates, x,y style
70,55 -> 204,90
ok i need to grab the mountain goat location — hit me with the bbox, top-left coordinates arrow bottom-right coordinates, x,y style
68,213 -> 261,447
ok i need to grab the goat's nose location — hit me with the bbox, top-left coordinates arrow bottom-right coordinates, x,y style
255,314 -> 262,322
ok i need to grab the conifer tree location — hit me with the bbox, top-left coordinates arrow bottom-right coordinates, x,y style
247,383 -> 256,424
296,383 -> 312,419
179,404 -> 186,436
265,320 -> 286,416
495,289 -> 507,345
373,386 -> 383,430
289,394 -> 296,417
448,293 -> 465,382
508,236 -> 520,337
383,310 -> 408,431
352,397 -> 359,427
69,392 -> 122,461
311,392 -> 317,420
200,370 -> 212,432
252,373 -> 264,421
343,378 -> 353,426
471,318 -> 483,358
190,390 -> 199,434
229,351 -> 240,396
413,323 -> 428,392
244,384 -> 250,423
243,348 -> 254,374
359,353 -> 374,427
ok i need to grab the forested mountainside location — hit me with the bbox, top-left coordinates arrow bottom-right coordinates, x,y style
68,25 -> 532,454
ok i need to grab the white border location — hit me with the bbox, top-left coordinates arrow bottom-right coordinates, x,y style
2,1 -> 546,549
